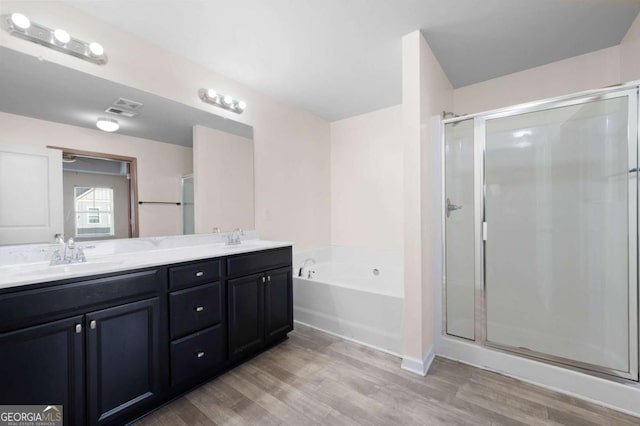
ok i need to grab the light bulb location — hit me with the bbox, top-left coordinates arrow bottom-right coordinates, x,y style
223,95 -> 233,105
96,118 -> 119,132
206,89 -> 217,99
237,101 -> 247,110
10,13 -> 30,30
88,42 -> 104,57
53,29 -> 70,44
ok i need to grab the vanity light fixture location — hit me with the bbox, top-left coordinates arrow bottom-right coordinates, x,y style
199,89 -> 246,114
96,117 -> 119,132
53,29 -> 70,44
2,13 -> 107,64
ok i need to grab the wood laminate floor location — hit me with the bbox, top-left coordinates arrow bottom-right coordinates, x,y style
136,325 -> 640,425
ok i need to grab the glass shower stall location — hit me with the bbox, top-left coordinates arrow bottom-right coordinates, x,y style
443,85 -> 639,381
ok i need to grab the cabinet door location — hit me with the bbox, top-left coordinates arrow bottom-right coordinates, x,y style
265,267 -> 293,344
228,273 -> 264,359
86,298 -> 160,425
0,316 -> 84,426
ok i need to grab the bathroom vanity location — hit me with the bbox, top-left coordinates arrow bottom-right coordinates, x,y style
0,238 -> 293,426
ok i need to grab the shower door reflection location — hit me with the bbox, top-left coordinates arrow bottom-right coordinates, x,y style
484,92 -> 638,379
444,119 -> 476,340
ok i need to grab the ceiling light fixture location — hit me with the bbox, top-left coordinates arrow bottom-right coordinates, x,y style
96,117 -> 119,132
199,89 -> 246,114
2,13 -> 107,64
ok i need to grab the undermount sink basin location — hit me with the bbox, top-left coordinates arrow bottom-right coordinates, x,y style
220,241 -> 268,250
7,260 -> 125,277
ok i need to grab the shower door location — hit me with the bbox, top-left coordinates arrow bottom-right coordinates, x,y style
483,90 -> 638,380
444,119 -> 476,339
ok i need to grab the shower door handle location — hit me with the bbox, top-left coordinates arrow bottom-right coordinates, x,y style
446,198 -> 462,217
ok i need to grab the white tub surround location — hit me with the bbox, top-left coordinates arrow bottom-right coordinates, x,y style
0,232 -> 291,289
293,246 -> 403,355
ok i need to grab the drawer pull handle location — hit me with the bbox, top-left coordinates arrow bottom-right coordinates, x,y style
90,320 -> 96,330
195,306 -> 204,312
75,324 -> 82,334
197,351 -> 205,358
195,271 -> 204,277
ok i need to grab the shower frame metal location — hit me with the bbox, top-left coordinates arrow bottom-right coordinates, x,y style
441,82 -> 640,382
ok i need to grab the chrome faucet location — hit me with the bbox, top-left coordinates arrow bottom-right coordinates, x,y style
226,228 -> 244,246
298,258 -> 316,277
51,237 -> 86,265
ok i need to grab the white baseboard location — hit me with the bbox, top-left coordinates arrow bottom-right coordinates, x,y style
401,345 -> 435,376
293,320 -> 402,357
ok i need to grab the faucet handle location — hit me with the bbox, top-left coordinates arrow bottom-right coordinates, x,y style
50,249 -> 62,265
75,247 -> 86,263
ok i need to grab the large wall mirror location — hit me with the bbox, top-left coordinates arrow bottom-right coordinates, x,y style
0,46 -> 255,245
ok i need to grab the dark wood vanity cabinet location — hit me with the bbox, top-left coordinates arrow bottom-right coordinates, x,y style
0,315 -> 85,426
0,269 -> 163,426
228,272 -> 266,358
265,267 -> 294,344
227,248 -> 294,360
86,297 -> 161,425
168,259 -> 226,386
0,245 -> 293,426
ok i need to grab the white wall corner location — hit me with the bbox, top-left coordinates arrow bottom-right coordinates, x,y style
401,345 -> 435,376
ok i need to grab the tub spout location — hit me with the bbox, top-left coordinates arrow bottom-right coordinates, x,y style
298,258 -> 316,277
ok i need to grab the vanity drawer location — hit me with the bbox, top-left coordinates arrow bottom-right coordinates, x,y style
170,282 -> 223,339
0,269 -> 160,333
226,247 -> 292,278
169,259 -> 221,290
170,325 -> 226,386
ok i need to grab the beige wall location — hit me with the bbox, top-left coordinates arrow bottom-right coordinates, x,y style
330,105 -> 403,251
453,13 -> 640,115
453,46 -> 621,114
63,171 -> 130,240
621,13 -> 640,82
0,0 -> 331,251
193,125 -> 254,233
0,112 -> 192,237
402,31 -> 453,361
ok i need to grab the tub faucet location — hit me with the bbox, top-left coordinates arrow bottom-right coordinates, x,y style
298,258 -> 316,277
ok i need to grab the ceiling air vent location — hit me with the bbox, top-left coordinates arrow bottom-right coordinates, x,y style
105,106 -> 138,118
112,97 -> 144,112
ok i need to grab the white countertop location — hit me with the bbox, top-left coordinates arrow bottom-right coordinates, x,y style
0,236 -> 292,290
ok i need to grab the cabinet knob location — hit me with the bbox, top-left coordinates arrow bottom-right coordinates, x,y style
195,306 -> 204,312
195,271 -> 204,277
75,324 -> 82,334
262,276 -> 266,284
90,320 -> 96,330
197,351 -> 205,358
267,276 -> 271,282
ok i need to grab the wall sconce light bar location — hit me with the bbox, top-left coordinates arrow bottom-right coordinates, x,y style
2,13 -> 107,65
199,88 -> 246,114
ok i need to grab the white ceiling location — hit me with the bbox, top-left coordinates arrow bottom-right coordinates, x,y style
64,0 -> 640,121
